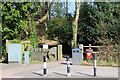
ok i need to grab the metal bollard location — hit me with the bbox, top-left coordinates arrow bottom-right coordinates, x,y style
43,56 -> 47,76
66,55 -> 70,76
93,53 -> 97,76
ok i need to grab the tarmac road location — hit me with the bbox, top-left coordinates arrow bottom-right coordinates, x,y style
1,59 -> 119,78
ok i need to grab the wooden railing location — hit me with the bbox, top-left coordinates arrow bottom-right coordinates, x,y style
79,44 -> 102,54
6,40 -> 31,53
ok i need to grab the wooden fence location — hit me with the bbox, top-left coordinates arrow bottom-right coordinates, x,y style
6,40 -> 31,54
6,40 -> 63,62
79,44 -> 102,54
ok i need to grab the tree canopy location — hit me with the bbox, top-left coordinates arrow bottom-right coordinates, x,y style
2,2 -> 120,57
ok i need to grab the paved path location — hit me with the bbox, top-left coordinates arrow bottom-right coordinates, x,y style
1,59 -> 119,78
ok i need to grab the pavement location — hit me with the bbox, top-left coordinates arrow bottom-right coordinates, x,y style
0,58 -> 119,78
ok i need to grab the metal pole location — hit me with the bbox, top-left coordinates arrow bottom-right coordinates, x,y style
93,53 -> 97,76
43,56 -> 47,76
66,55 -> 70,76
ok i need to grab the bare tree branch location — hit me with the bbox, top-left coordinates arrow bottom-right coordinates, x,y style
35,1 -> 54,25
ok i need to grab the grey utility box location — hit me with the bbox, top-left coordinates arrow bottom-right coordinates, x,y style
24,51 -> 29,64
72,48 -> 83,65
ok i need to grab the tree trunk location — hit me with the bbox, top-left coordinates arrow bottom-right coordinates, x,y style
35,1 -> 54,25
72,1 -> 80,48
25,1 -> 54,40
66,0 -> 68,16
25,11 -> 32,40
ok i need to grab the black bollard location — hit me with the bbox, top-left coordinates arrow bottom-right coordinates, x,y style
66,55 -> 70,76
93,53 -> 97,76
43,56 -> 47,76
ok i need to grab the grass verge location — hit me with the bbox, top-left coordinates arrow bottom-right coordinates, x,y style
82,60 -> 118,67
